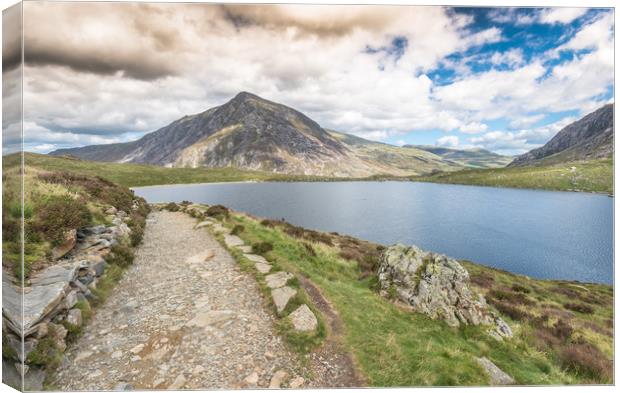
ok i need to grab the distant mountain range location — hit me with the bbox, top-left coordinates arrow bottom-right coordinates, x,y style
50,92 -> 510,177
509,104 -> 613,167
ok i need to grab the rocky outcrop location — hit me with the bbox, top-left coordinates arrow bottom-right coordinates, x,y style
378,244 -> 512,338
2,208 -> 135,387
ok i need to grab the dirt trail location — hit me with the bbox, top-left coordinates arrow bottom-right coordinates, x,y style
54,211 -> 303,390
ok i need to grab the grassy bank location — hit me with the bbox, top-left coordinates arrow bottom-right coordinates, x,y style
170,203 -> 613,386
2,157 -> 150,279
5,153 -> 364,188
413,159 -> 613,194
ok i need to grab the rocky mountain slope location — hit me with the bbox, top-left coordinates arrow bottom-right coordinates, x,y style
50,92 -> 501,177
509,104 -> 613,167
411,146 -> 512,168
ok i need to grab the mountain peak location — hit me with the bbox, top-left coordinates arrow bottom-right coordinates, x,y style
231,91 -> 264,103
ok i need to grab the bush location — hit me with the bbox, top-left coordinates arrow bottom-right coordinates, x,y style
488,299 -> 530,321
303,242 -> 317,257
231,225 -> 245,236
559,341 -> 612,381
206,204 -> 229,219
38,172 -> 134,212
470,272 -> 495,288
105,244 -> 135,268
563,303 -> 594,314
252,241 -> 273,255
552,318 -> 574,341
127,212 -> 146,247
164,202 -> 180,212
511,284 -> 531,293
35,195 -> 92,246
488,288 -> 535,306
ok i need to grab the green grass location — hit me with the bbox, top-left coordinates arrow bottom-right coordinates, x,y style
213,212 -> 600,386
414,158 -> 613,194
5,153 -> 364,188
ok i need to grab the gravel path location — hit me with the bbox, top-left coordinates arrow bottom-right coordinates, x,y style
54,211 -> 302,390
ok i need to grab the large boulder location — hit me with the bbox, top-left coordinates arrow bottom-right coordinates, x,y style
378,244 -> 512,337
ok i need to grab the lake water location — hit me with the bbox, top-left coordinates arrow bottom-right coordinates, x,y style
134,181 -> 614,284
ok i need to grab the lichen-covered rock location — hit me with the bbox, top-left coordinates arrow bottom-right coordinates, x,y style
378,244 -> 512,337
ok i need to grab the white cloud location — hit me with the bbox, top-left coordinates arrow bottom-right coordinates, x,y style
539,8 -> 588,25
468,116 -> 580,154
508,114 -> 545,129
487,9 -> 537,26
490,48 -> 524,68
14,4 -> 614,154
459,122 -> 488,134
395,139 -> 407,147
436,135 -> 459,148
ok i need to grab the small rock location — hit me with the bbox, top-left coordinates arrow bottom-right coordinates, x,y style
224,234 -> 245,247
66,309 -> 82,327
289,376 -> 305,388
111,350 -> 122,359
36,322 -> 49,339
121,300 -> 138,314
130,355 -> 141,362
193,365 -> 205,374
195,221 -> 213,229
186,250 -> 215,264
269,370 -> 288,389
186,310 -> 236,328
14,362 -> 29,377
89,370 -> 103,378
289,304 -> 318,332
265,271 -> 294,289
64,290 -> 79,309
169,374 -> 186,389
243,371 -> 259,385
271,286 -> 297,314
114,383 -> 133,391
130,344 -> 144,354
74,350 -> 93,363
245,254 -> 268,263
255,262 -> 272,274
51,229 -> 77,260
264,351 -> 275,360
476,357 -> 514,385
91,259 -> 105,276
105,206 -> 118,215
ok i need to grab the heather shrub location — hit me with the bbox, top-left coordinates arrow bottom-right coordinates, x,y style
252,241 -> 273,255
206,204 -> 229,219
35,195 -> 91,246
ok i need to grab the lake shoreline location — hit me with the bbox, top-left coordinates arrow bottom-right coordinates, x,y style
132,177 -> 612,195
136,181 -> 612,285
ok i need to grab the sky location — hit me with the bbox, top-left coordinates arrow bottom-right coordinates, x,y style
1,3 -> 615,156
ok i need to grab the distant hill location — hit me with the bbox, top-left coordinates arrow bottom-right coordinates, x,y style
50,92 -> 505,176
410,146 -> 512,168
509,104 -> 613,167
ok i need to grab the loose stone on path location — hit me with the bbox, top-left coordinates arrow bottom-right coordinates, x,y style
271,286 -> 297,314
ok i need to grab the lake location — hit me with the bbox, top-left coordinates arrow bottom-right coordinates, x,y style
134,181 -> 614,284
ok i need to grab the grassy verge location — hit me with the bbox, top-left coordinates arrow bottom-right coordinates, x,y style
176,205 -> 612,386
413,158 -> 613,194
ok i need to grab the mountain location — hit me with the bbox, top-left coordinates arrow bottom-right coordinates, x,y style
410,146 -> 512,168
50,92 -> 503,177
509,104 -> 613,167
327,130 -> 462,174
